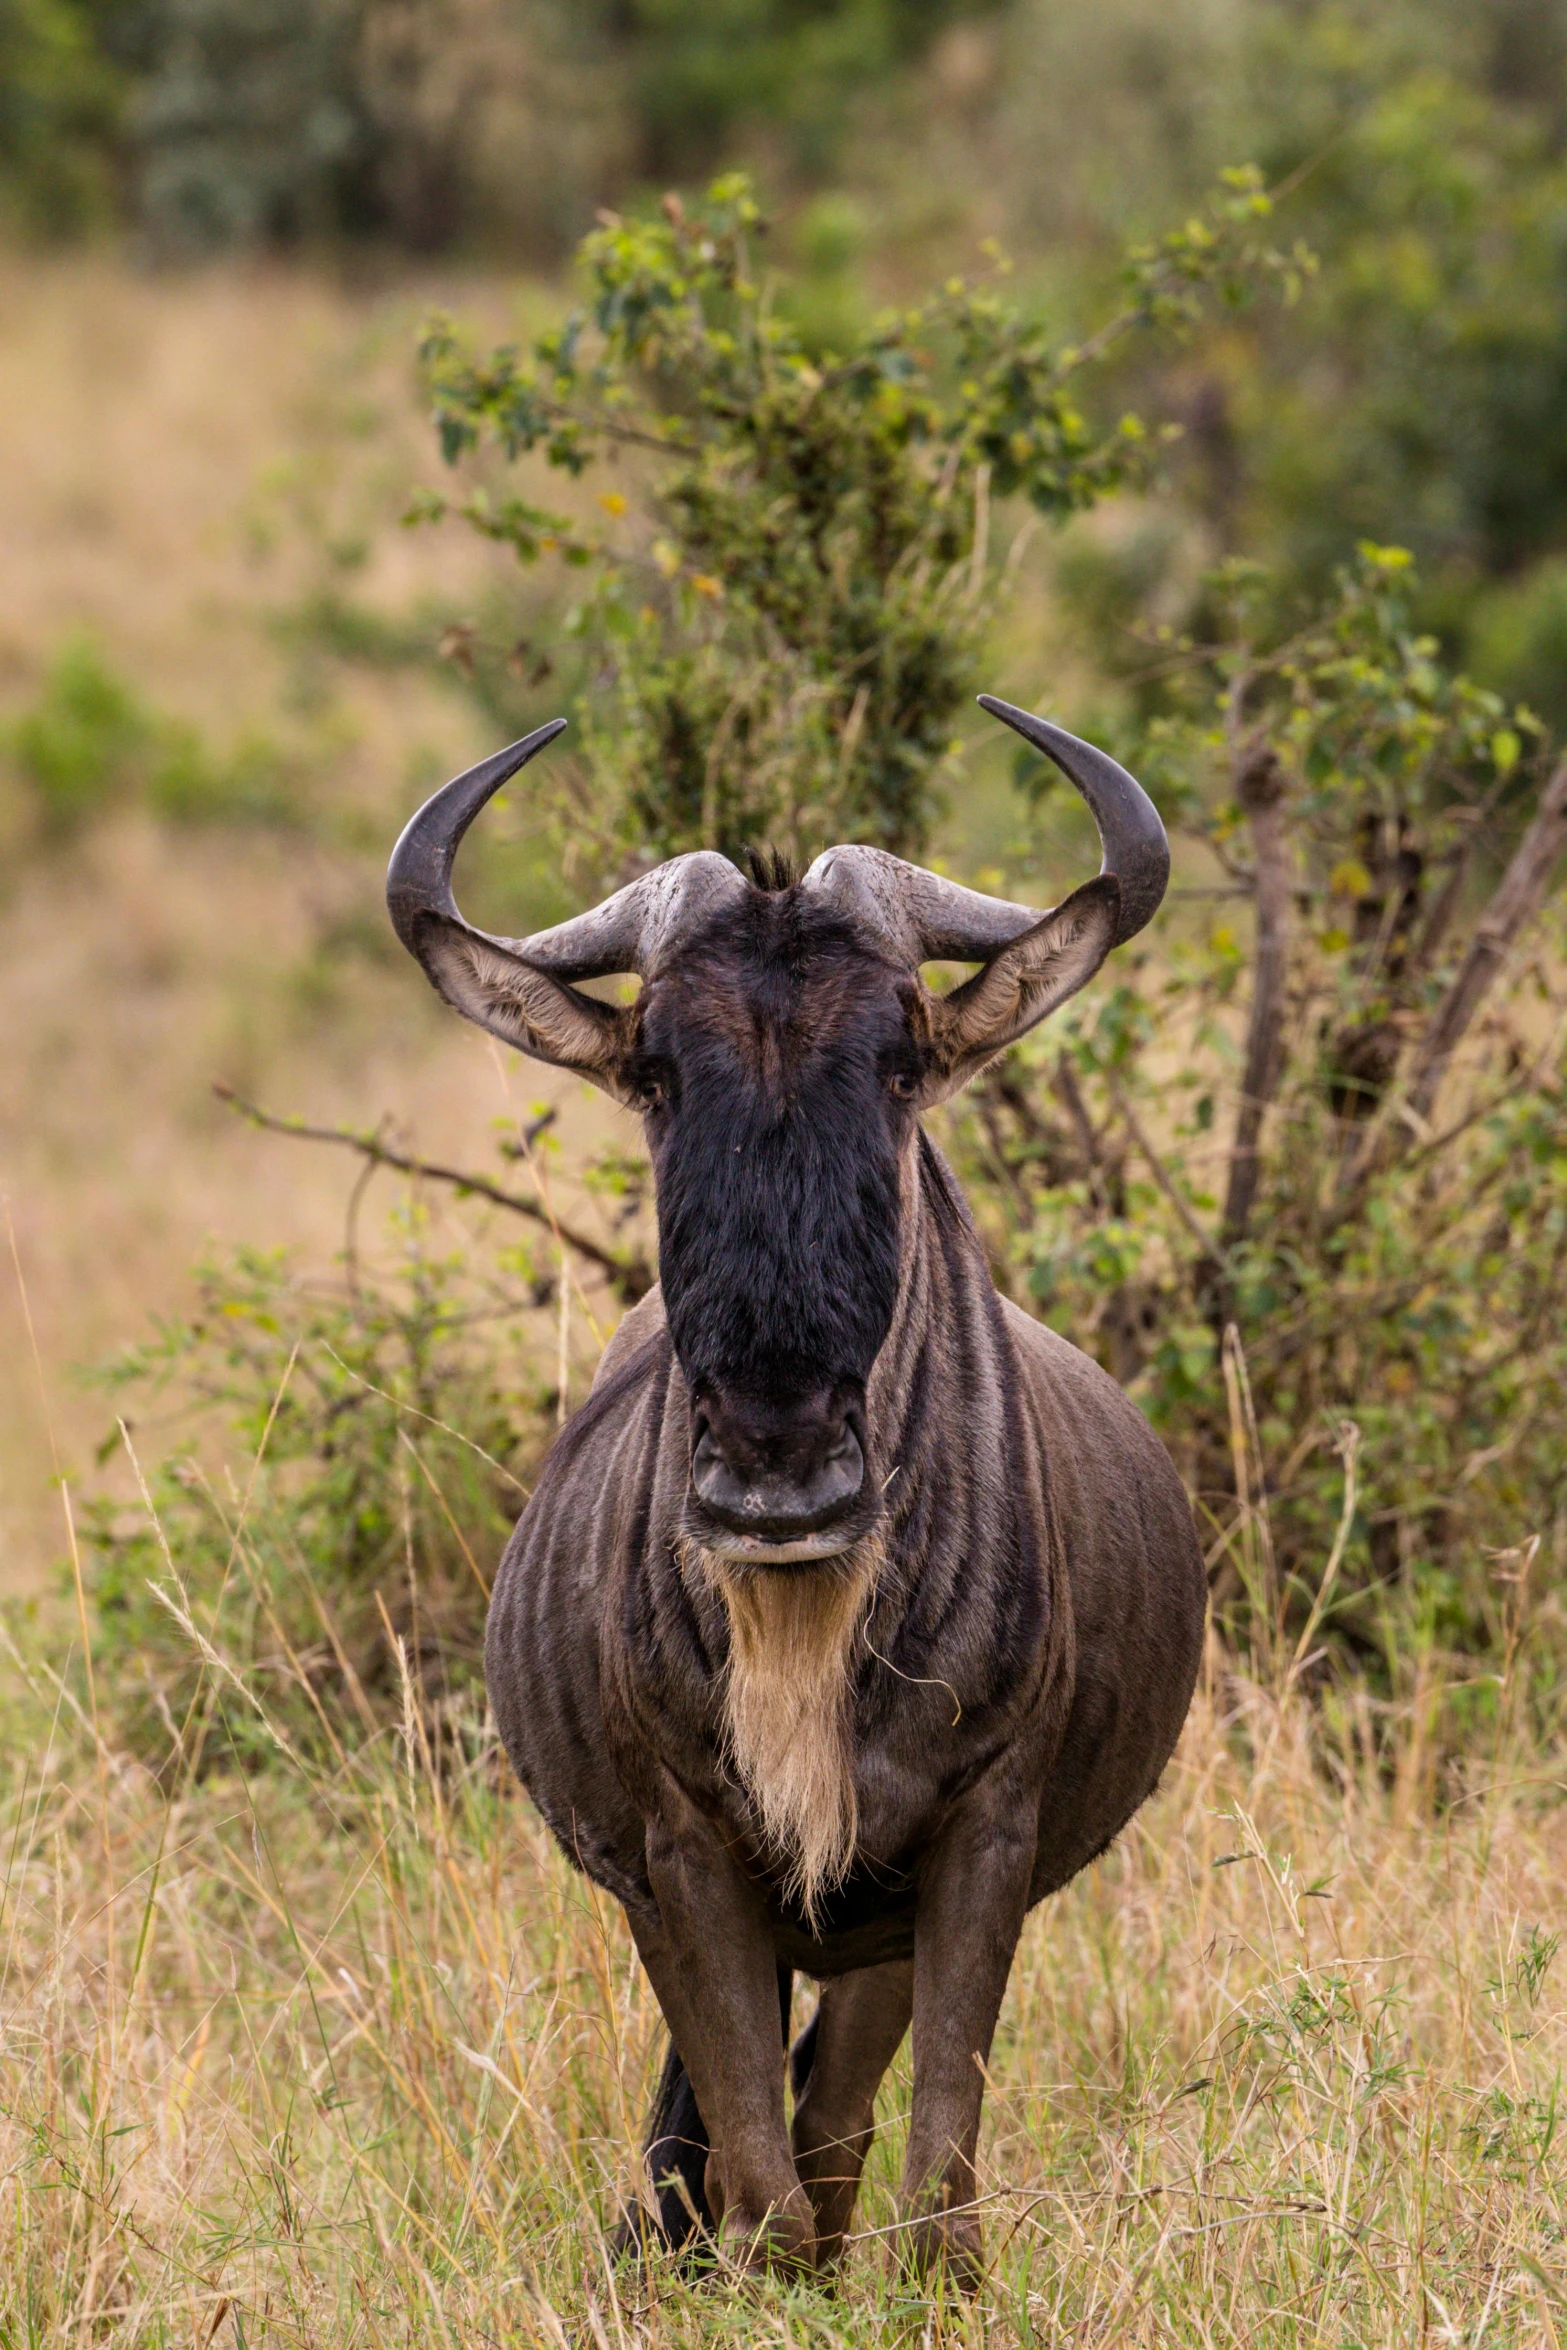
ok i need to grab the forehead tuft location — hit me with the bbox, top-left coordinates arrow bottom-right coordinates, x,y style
641,881 -> 906,1047
744,846 -> 799,894
678,882 -> 890,983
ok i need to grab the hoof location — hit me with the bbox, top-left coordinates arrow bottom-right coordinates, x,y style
716,2192 -> 817,2276
606,2206 -> 715,2277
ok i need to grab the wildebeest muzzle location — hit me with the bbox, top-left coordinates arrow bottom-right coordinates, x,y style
684,1381 -> 877,1564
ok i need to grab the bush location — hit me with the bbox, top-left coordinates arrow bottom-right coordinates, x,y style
29,0 -> 993,258
609,0 -> 992,181
3,634 -> 315,838
1001,0 -> 1567,674
945,543 -> 1567,1694
126,0 -> 363,255
0,0 -> 121,235
82,1213 -> 556,1769
1469,557 -> 1567,737
419,168 -> 1304,867
7,634 -> 150,832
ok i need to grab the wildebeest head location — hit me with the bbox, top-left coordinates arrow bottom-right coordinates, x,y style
387,699 -> 1167,1563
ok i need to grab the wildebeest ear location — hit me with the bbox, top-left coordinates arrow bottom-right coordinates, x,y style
920,875 -> 1121,1104
411,913 -> 634,1097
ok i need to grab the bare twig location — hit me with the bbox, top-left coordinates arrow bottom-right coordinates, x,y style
975,1092 -> 1033,1216
1106,1073 -> 1216,1258
1407,773 -> 1514,980
212,1084 -> 653,1301
1222,741 -> 1292,1247
1402,1059 -> 1558,1176
1050,1053 -> 1107,1197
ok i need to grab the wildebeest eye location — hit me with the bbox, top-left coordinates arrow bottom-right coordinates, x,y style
887,1070 -> 919,1101
636,1074 -> 666,1111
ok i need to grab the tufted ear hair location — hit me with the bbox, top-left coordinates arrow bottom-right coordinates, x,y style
917,875 -> 1121,1105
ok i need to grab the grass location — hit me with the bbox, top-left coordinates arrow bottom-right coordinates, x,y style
3,1469 -> 1565,2345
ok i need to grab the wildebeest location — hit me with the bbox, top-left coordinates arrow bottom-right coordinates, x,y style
386,696 -> 1206,2284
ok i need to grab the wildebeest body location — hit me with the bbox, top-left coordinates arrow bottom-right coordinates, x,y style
488,1132 -> 1203,1980
387,699 -> 1206,2279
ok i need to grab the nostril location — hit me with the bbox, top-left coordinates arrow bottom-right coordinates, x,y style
691,1425 -> 738,1493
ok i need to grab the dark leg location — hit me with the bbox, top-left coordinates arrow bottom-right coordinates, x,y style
632,1802 -> 815,2270
622,1964 -> 792,2259
789,2006 -> 820,2101
790,1959 -> 914,2266
900,1786 -> 1037,2290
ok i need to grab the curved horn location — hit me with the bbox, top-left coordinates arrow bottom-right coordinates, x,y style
977,696 -> 1168,945
799,843 -> 1049,965
387,719 -> 745,983
801,705 -> 1167,964
387,719 -> 568,958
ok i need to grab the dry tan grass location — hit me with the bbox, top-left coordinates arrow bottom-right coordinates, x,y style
0,247 -> 542,714
2,1522 -> 1565,2347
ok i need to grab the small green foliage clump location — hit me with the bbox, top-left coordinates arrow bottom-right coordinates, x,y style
83,1216 -> 554,1770
417,169 -> 1306,867
4,634 -> 315,839
0,0 -> 120,236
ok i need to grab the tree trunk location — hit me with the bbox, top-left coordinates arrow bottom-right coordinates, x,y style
1221,743 -> 1291,1248
1405,757 -> 1567,1124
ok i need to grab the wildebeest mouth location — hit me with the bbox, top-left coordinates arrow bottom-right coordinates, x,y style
687,1518 -> 877,1565
682,1477 -> 882,1560
680,1388 -> 879,1565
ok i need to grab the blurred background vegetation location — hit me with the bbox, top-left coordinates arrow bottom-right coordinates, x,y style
6,0 -> 1567,1756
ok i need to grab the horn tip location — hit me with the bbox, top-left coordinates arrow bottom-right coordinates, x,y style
500,715 -> 569,762
385,715 -> 570,954
978,692 -> 1061,738
491,713 -> 570,762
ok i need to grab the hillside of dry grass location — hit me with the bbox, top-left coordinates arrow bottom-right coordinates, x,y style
0,248 -> 630,1596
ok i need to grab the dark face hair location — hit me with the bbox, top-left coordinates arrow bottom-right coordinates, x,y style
630,885 -> 923,1414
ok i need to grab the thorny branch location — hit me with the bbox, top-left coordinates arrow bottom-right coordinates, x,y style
212,1084 -> 653,1302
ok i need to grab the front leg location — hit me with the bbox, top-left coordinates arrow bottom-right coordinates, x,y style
900,1780 -> 1038,2290
633,1792 -> 814,2271
791,1959 -> 913,2264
